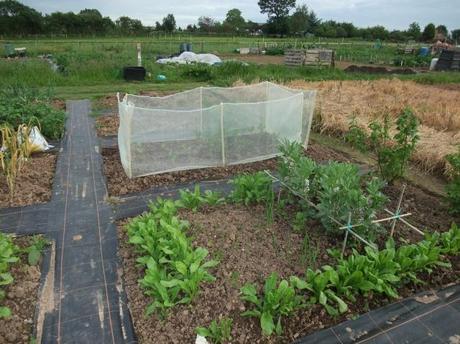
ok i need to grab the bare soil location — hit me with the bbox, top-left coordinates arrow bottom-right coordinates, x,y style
103,147 -> 278,196
384,180 -> 459,236
0,237 -> 42,344
102,142 -> 347,197
0,152 -> 57,209
118,202 -> 459,344
96,114 -> 119,137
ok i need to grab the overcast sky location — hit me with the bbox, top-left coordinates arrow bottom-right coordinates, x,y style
22,0 -> 459,31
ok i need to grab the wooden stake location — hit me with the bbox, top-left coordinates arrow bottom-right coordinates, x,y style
341,213 -> 352,257
390,184 -> 406,237
384,209 -> 424,236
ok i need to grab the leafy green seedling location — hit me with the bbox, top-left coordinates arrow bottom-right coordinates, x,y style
240,272 -> 304,336
196,317 -> 233,344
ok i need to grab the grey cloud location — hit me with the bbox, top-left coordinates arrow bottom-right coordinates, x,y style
22,0 -> 460,30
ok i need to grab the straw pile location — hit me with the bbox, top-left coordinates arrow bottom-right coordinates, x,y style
286,79 -> 460,176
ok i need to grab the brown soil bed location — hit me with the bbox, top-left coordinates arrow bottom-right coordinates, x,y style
0,152 -> 57,209
96,114 -> 119,136
0,236 -> 42,344
118,202 -> 459,344
102,142 -> 348,197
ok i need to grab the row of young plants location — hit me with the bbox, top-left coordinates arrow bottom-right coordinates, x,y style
0,232 -> 48,318
239,223 -> 460,336
126,192 -> 223,316
125,182 -> 272,318
225,157 -> 460,337
125,176 -> 460,341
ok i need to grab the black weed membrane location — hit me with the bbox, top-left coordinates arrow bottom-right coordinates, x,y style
297,284 -> 460,344
1,100 -> 136,344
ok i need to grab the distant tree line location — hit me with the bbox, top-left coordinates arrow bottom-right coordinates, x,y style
0,0 -> 458,42
0,0 -> 150,36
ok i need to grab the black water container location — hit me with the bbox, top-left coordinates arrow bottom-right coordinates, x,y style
123,66 -> 146,81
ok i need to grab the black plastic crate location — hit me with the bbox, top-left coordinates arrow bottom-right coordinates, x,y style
123,66 -> 146,81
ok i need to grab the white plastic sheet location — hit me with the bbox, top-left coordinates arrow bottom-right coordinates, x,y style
156,52 -> 222,65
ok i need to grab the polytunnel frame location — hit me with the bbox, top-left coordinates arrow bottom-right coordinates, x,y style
118,82 -> 316,178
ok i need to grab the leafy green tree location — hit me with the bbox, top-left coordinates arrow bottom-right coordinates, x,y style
258,0 -> 296,19
101,16 -> 116,34
289,5 -> 322,35
389,30 -> 409,42
366,25 -> 389,40
198,16 -> 215,32
43,12 -> 81,35
315,21 -> 338,38
289,5 -> 309,34
223,8 -> 246,32
452,29 -> 460,42
115,16 -> 145,35
78,9 -> 106,35
422,23 -> 436,41
258,0 -> 296,35
407,22 -> 421,40
340,22 -> 357,37
162,13 -> 176,32
308,11 -> 320,33
0,0 -> 43,35
436,24 -> 448,38
186,24 -> 198,32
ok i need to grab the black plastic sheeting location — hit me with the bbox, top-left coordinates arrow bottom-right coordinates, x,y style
1,100 -> 137,344
0,100 -> 459,344
297,284 -> 460,344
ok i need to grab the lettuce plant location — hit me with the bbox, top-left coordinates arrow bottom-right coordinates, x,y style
290,270 -> 347,316
127,197 -> 218,316
240,273 -> 304,336
196,317 -> 233,344
176,185 -> 224,212
229,172 -> 273,205
0,233 -> 19,318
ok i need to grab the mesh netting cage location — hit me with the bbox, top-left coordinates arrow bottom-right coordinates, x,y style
117,82 -> 316,178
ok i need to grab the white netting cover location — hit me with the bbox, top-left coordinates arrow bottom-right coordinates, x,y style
118,82 -> 316,178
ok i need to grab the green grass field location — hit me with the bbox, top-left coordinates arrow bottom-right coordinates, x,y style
0,36 -> 458,99
3,35 -> 409,63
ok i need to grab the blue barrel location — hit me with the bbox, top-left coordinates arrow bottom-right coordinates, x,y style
419,47 -> 429,57
180,43 -> 187,53
186,43 -> 193,52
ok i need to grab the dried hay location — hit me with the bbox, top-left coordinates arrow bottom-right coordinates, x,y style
285,79 -> 460,176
